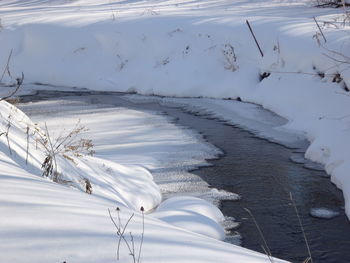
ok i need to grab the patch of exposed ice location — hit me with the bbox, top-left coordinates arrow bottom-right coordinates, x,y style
310,208 -> 340,219
123,94 -> 308,149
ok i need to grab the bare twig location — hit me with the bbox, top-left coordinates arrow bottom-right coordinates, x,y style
109,207 -> 145,263
117,213 -> 135,261
0,49 -> 13,83
289,192 -> 313,263
269,177 -> 314,263
322,53 -> 350,65
26,126 -> 29,164
129,232 -> 135,262
314,16 -> 327,43
244,208 -> 274,263
137,206 -> 145,263
108,208 -> 133,259
246,20 -> 264,57
0,72 -> 24,102
44,122 -> 58,182
5,112 -> 13,155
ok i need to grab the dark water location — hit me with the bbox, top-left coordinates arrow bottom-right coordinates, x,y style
19,90 -> 350,263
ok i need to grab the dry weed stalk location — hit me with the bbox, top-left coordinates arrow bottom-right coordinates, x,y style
244,208 -> 274,263
289,192 -> 313,263
37,120 -> 95,182
0,49 -> 13,83
0,72 -> 24,102
109,206 -> 145,263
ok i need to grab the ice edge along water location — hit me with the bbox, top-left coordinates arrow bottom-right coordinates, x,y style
16,87 -> 242,242
2,87 -> 281,262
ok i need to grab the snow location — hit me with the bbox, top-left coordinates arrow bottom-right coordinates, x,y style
123,94 -> 307,148
310,207 -> 340,219
153,196 -> 226,240
0,98 -> 286,262
0,99 -> 162,211
0,0 -> 350,262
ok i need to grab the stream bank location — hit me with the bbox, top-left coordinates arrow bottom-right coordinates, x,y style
18,89 -> 350,263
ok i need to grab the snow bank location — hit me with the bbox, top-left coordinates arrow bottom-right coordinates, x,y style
0,146 -> 287,263
3,0 -> 347,218
0,0 -> 349,260
0,99 -> 161,211
153,196 -> 226,240
0,98 -> 287,262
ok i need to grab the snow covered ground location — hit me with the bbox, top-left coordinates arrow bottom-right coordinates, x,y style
0,0 -> 349,262
0,94 -> 284,262
1,0 -> 348,218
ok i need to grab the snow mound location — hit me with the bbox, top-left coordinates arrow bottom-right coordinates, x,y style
153,196 -> 226,240
0,99 -> 288,263
0,100 -> 161,211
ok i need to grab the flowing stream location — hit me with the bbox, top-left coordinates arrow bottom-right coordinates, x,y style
18,89 -> 350,263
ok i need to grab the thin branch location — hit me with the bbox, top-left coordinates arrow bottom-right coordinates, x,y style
108,208 -> 121,232
322,53 -> 350,65
0,49 -> 13,83
5,113 -> 13,155
246,20 -> 264,57
322,45 -> 350,61
44,122 -> 58,181
108,208 -> 135,261
244,208 -> 274,263
289,192 -> 313,263
137,207 -> 145,263
314,16 -> 327,43
26,126 -> 29,164
0,72 -> 24,101
117,213 -> 135,260
129,232 -> 136,263
54,120 -> 82,150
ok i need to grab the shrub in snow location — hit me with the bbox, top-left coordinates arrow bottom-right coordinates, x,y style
37,120 -> 95,182
315,0 -> 350,7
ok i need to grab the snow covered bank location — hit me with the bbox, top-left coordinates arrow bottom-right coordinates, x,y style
16,88 -> 243,239
0,97 -> 287,262
1,0 -> 348,217
0,0 -> 349,260
153,196 -> 226,240
0,99 -> 161,211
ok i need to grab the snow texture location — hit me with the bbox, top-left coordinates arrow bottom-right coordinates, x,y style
310,207 -> 340,219
0,98 -> 285,262
0,0 -> 350,262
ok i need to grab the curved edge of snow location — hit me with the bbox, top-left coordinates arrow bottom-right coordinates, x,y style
153,196 -> 226,240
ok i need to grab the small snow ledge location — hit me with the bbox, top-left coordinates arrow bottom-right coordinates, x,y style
153,196 -> 226,240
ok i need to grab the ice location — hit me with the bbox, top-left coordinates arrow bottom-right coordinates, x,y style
124,95 -> 308,149
1,0 -> 350,261
1,96 -> 287,263
310,208 -> 340,219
